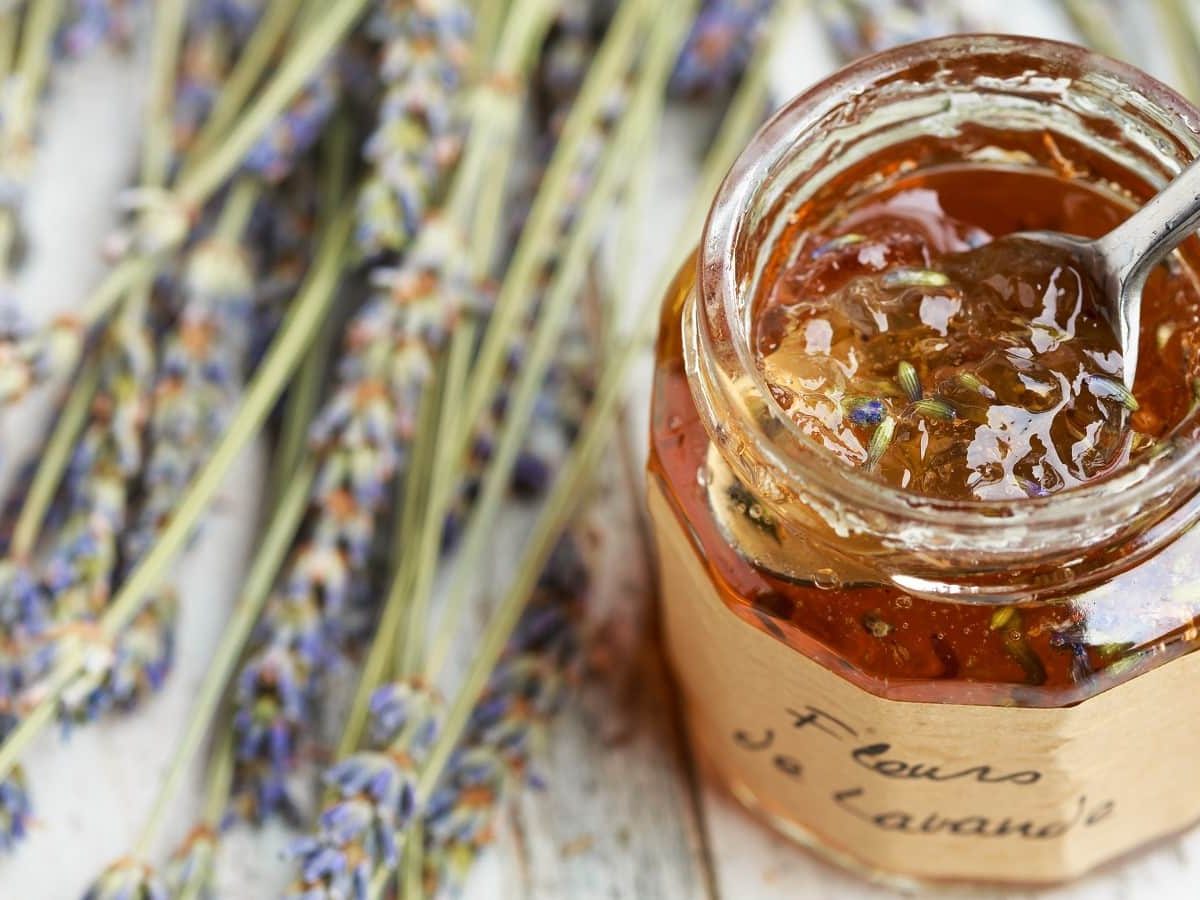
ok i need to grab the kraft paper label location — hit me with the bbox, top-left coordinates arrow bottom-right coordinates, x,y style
649,480 -> 1200,885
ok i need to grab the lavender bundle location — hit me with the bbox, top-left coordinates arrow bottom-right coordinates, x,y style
401,5 -> 782,890
64,192 -> 356,900
278,3 -> 656,893
0,0 -> 369,409
283,5 -> 695,897
0,1 -> 374,862
79,212 -> 344,894
1,0 -> 783,890
282,307 -> 473,897
227,0 -> 477,822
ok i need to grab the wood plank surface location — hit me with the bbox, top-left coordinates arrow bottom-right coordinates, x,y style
2,3 -> 1200,898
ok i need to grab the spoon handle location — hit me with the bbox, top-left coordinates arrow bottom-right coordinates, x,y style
1096,154 -> 1200,285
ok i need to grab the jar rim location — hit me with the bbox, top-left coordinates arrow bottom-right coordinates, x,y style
696,33 -> 1200,536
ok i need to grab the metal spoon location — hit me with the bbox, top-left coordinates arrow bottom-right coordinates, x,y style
1014,154 -> 1200,387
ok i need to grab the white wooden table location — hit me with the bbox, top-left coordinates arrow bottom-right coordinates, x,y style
2,4 -> 1199,898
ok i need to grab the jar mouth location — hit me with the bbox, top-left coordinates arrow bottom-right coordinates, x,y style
696,34 -> 1200,541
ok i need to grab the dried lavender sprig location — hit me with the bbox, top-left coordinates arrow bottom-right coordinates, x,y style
354,0 -> 474,259
284,682 -> 442,899
333,318 -> 475,764
281,306 -> 467,900
122,180 -> 259,567
420,535 -> 587,893
58,589 -> 176,724
229,225 -> 471,820
3,0 -> 187,724
0,201 -> 353,791
56,184 -> 262,724
7,306 -> 154,649
669,0 -> 773,98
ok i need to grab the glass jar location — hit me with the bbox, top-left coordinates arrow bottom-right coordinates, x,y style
648,35 -> 1200,887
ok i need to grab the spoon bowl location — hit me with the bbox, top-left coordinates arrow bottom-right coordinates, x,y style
1012,155 -> 1200,388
